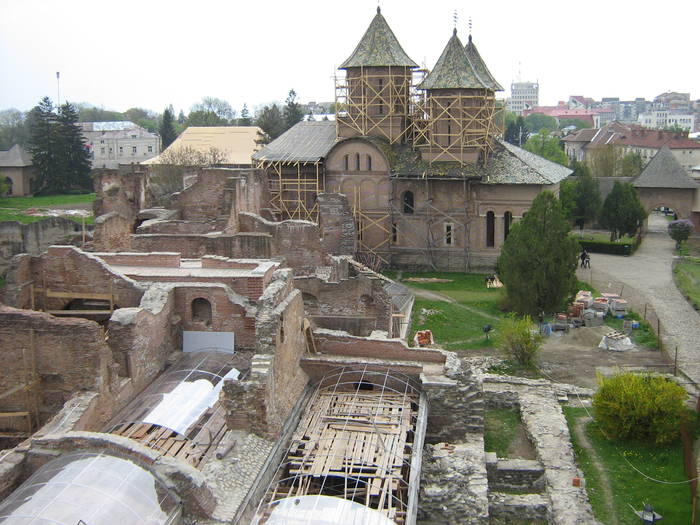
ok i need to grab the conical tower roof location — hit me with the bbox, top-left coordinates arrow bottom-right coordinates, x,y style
418,29 -> 488,90
464,34 -> 503,91
340,7 -> 418,69
633,146 -> 699,189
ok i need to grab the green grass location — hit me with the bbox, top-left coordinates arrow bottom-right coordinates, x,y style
675,259 -> 700,311
484,408 -> 522,458
0,193 -> 95,225
564,407 -> 692,525
396,271 -> 504,350
576,232 -> 636,244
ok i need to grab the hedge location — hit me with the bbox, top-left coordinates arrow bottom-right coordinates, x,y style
577,239 -> 639,256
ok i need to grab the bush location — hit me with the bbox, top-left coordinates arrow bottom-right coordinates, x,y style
593,372 -> 689,444
578,239 -> 638,255
494,314 -> 543,367
668,219 -> 694,249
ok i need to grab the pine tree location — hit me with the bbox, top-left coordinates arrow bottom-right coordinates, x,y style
159,106 -> 177,149
504,116 -> 528,146
27,97 -> 59,194
599,181 -> 647,241
255,104 -> 286,144
283,89 -> 303,131
498,191 -> 580,315
239,104 -> 251,126
177,110 -> 186,124
57,102 -> 91,190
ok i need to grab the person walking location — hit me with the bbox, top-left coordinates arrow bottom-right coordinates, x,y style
580,249 -> 588,268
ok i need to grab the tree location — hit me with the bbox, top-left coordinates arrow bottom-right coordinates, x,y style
185,110 -> 228,127
255,104 -> 286,144
504,116 -> 528,146
283,89 -> 303,130
498,191 -> 580,315
27,97 -> 60,194
523,130 -> 568,166
239,104 -> 252,126
0,177 -> 9,197
0,109 -> 28,150
56,102 -> 91,190
124,107 -> 159,133
620,151 -> 643,178
599,181 -> 647,241
571,166 -> 601,229
558,177 -> 577,222
75,103 -> 124,122
159,106 -> 177,149
558,118 -> 592,130
495,314 -> 543,367
177,110 -> 186,124
191,96 -> 235,123
593,372 -> 689,444
524,113 -> 557,133
668,219 -> 694,249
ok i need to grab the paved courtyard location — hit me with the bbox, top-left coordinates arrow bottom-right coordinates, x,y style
577,213 -> 700,389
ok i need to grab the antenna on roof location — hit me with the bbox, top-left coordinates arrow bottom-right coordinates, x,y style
56,71 -> 60,107
453,9 -> 458,30
467,16 -> 473,42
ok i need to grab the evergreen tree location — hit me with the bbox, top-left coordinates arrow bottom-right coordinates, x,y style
255,104 -> 286,144
599,181 -> 647,241
27,97 -> 60,194
572,167 -> 601,229
57,102 -> 91,190
523,130 -> 568,166
497,191 -> 580,315
239,104 -> 251,126
283,89 -> 303,130
177,110 -> 186,124
159,106 -> 177,149
504,116 -> 528,146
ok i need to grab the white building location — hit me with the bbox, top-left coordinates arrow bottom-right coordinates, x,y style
638,110 -> 695,131
506,81 -> 539,115
79,121 -> 161,169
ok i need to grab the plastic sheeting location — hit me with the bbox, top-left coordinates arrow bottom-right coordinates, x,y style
0,453 -> 180,524
261,495 -> 396,525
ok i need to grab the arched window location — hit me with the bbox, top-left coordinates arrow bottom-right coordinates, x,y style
402,191 -> 414,214
192,298 -> 212,326
343,154 -> 349,171
486,211 -> 495,247
355,153 -> 361,171
4,177 -> 13,196
366,154 -> 372,171
504,211 -> 512,240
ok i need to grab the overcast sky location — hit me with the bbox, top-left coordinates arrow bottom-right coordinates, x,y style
1,0 -> 698,116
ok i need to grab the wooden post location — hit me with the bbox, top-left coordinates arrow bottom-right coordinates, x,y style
674,346 -> 678,376
643,304 -> 647,320
657,318 -> 661,349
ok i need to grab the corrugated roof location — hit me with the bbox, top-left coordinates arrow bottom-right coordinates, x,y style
0,144 -> 32,167
483,140 -> 573,184
464,35 -> 503,91
418,29 -> 488,90
633,146 -> 699,189
339,7 -> 418,69
252,121 -> 337,163
143,126 -> 261,165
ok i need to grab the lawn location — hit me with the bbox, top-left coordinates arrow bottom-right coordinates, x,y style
484,408 -> 522,458
675,259 -> 700,311
575,232 -> 636,244
564,407 -> 692,525
388,271 -> 505,351
0,193 -> 95,224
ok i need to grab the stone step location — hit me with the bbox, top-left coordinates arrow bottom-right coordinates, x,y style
488,492 -> 550,523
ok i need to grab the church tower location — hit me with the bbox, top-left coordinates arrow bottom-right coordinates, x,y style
413,29 -> 501,164
336,7 -> 418,143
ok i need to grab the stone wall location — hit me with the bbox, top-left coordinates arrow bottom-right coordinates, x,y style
317,192 -> 356,256
0,306 -> 117,426
0,218 -> 82,275
169,169 -> 231,221
92,212 -> 133,252
93,167 -> 148,220
485,453 -> 545,493
131,232 -> 272,259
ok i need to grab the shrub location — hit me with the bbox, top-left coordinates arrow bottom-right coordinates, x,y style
668,219 -> 694,249
494,314 -> 543,367
577,239 -> 639,255
593,372 -> 689,444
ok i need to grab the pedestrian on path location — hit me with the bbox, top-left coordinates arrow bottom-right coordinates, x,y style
580,249 -> 589,268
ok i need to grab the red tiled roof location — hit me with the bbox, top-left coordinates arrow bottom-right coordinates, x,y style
563,122 -> 700,149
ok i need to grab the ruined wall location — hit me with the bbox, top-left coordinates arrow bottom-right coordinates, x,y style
93,168 -> 147,220
0,306 -> 117,426
92,212 -> 133,252
0,218 -> 82,275
131,232 -> 272,259
295,273 -> 393,336
169,169 -> 231,221
222,169 -> 270,233
3,246 -> 145,311
317,193 -> 356,256
223,270 -> 308,438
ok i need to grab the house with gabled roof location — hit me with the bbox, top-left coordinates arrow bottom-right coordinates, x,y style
0,145 -> 34,196
254,8 -> 571,271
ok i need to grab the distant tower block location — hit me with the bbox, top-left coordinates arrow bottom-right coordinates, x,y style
336,7 -> 418,143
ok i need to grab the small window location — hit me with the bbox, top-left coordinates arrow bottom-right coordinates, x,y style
192,298 -> 212,326
100,139 -> 104,144
366,154 -> 372,171
391,223 -> 397,243
444,222 -> 453,246
486,211 -> 495,247
119,146 -> 123,154
343,154 -> 349,171
100,147 -> 105,154
402,191 -> 414,214
131,134 -> 137,139
148,145 -> 153,153
132,146 -> 137,154
355,153 -> 361,171
504,211 -> 512,240
109,147 -> 113,153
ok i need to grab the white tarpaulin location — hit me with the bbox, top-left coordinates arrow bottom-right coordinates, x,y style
598,333 -> 634,352
183,331 -> 234,353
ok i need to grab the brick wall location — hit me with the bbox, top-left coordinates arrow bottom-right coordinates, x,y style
317,193 -> 356,255
95,252 -> 181,267
92,212 -> 133,252
312,330 -> 446,363
131,232 -> 272,259
93,168 -> 147,220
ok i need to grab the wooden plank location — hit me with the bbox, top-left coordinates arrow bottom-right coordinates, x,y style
43,289 -> 115,301
0,411 -> 30,418
47,310 -> 113,316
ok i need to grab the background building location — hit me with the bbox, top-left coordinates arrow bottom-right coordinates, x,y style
506,81 -> 539,115
79,121 -> 160,169
0,144 -> 34,196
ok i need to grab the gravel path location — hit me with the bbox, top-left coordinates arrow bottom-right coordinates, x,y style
577,214 -> 700,388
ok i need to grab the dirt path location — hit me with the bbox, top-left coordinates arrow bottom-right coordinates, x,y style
577,213 -> 700,389
572,415 -> 618,525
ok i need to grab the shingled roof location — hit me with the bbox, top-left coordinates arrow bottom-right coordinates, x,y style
633,146 -> 699,189
484,140 -> 572,184
418,29 -> 488,90
252,121 -> 337,163
340,7 -> 418,69
464,35 -> 503,91
0,144 -> 32,167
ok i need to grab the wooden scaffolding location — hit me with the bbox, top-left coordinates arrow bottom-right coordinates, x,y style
255,368 -> 420,524
411,88 -> 502,165
258,160 -> 324,222
335,66 -> 416,144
